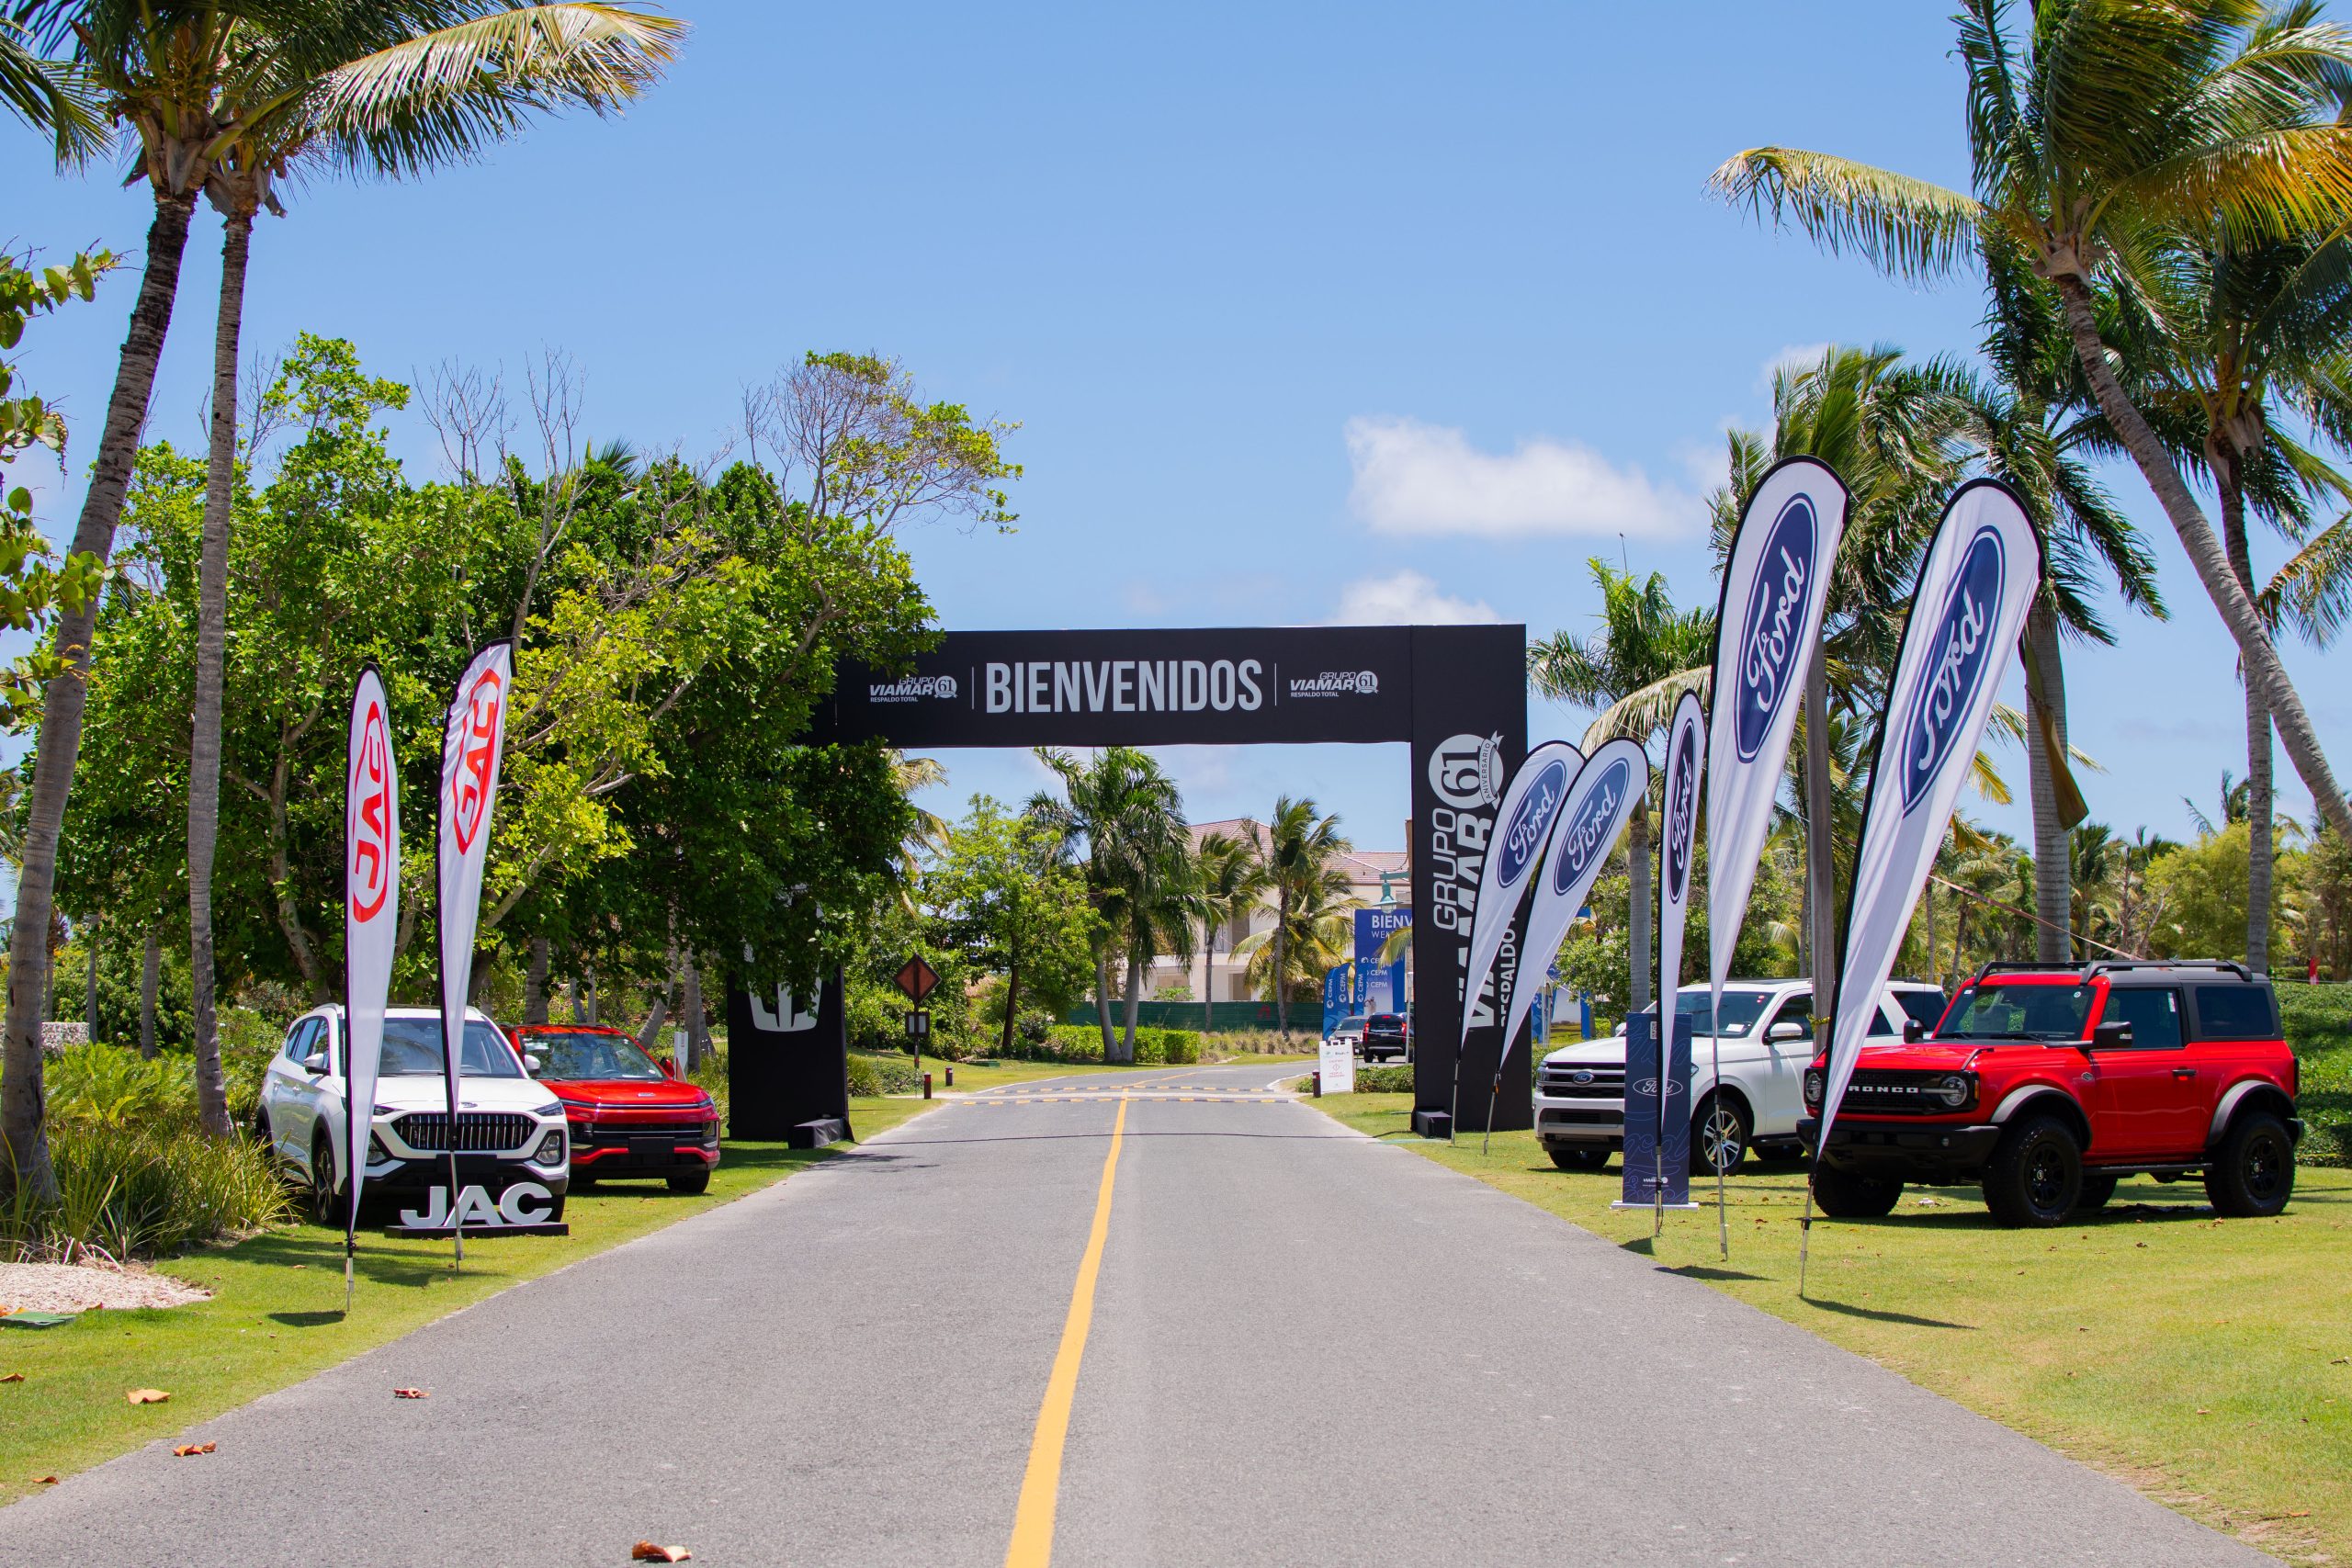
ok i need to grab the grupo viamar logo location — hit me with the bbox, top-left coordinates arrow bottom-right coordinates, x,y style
867,673 -> 958,704
1899,525 -> 2006,814
1736,493 -> 1818,762
1428,731 -> 1504,809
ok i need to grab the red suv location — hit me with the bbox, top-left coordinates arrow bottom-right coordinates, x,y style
513,1024 -> 721,1195
1800,960 -> 2301,1227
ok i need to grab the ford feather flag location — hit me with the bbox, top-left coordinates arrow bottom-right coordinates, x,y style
1496,738 -> 1649,1071
1458,739 -> 1582,1055
1656,691 -> 1703,1003
1706,458 -> 1849,1027
342,665 -> 398,1304
1821,481 -> 2041,1150
436,641 -> 514,1259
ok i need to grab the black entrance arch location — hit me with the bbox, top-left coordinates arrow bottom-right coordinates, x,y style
730,624 -> 1532,1141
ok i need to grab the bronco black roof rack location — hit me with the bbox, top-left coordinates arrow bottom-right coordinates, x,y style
1967,957 -> 2256,987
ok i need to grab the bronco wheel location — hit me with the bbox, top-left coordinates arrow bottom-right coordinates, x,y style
309,1135 -> 341,1226
665,1170 -> 712,1196
1811,1164 -> 1902,1217
1547,1145 -> 1610,1173
2205,1111 -> 2295,1218
1982,1113 -> 2081,1227
1692,1092 -> 1750,1176
2074,1174 -> 2119,1213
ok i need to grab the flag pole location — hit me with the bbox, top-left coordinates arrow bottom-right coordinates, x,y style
1798,1171 -> 1816,1296
1713,1030 -> 1728,1258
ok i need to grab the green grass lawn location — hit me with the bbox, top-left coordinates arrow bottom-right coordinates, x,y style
1313,1092 -> 2352,1567
0,1095 -> 938,1505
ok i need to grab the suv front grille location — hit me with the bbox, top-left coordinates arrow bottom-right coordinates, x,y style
1839,1070 -> 1965,1116
393,1111 -> 533,1152
1539,1067 -> 1623,1099
575,1121 -> 705,1142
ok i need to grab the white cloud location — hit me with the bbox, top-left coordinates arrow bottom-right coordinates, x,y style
1343,416 -> 1697,539
1329,570 -> 1499,626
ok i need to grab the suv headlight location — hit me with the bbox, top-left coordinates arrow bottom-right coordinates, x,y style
365,1134 -> 394,1165
1803,1068 -> 1824,1109
1933,1072 -> 1976,1110
533,1129 -> 566,1164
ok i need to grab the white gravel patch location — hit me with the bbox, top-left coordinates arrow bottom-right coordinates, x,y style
0,1261 -> 211,1314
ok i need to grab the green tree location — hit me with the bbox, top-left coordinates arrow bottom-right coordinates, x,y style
0,246 -> 114,1200
1190,829 -> 1266,1031
1239,795 -> 1352,1041
1713,0 -> 2352,844
2146,823 -> 2297,960
923,796 -> 1099,1058
176,2 -> 683,1137
1528,559 -> 1714,1011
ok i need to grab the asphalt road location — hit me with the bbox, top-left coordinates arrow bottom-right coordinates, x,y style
2,1061 -> 2271,1566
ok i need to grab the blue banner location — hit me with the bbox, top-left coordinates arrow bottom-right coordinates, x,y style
1621,1013 -> 1660,1205
1321,965 -> 1351,1039
1658,1011 -> 1693,1205
1353,907 -> 1408,1015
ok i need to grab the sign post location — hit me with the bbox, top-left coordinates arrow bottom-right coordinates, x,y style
895,956 -> 940,1087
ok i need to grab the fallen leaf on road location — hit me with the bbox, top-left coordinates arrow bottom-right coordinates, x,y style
34,1474 -> 56,1484
2196,1408 -> 2211,1415
392,1388 -> 428,1399
171,1444 -> 214,1458
2333,1356 -> 2348,1364
631,1543 -> 692,1562
125,1389 -> 170,1404
1,1371 -> 23,1382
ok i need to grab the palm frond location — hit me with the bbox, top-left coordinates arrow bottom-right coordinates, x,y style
1710,146 -> 1981,283
0,18 -> 107,164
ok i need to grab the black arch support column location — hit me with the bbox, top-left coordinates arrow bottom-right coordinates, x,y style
726,970 -> 852,1146
1408,626 -> 1530,1134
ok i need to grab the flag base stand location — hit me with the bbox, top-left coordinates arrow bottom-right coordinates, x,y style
788,1117 -> 850,1149
1409,1109 -> 1453,1139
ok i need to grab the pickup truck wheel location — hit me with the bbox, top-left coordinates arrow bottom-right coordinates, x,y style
2073,1174 -> 2119,1213
2204,1110 -> 2295,1218
1811,1164 -> 1902,1217
1548,1146 -> 1610,1173
1982,1113 -> 2081,1227
1692,1092 -> 1749,1175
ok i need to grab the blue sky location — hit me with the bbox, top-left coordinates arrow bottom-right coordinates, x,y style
11,0 -> 2342,860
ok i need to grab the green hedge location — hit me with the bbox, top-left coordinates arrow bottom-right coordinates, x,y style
2282,982 -> 2351,1167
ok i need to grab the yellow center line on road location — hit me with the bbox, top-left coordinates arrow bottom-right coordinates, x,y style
1002,1090 -> 1129,1568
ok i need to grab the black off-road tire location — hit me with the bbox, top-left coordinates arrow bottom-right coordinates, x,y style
2073,1174 -> 2119,1213
666,1170 -> 712,1196
1811,1164 -> 1903,1218
1692,1091 -> 1751,1176
1982,1113 -> 2082,1227
2204,1110 -> 2295,1218
1547,1145 -> 1610,1173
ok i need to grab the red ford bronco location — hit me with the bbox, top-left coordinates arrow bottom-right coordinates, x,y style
1799,960 -> 2301,1227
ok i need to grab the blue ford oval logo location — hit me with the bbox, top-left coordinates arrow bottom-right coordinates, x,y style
1736,495 -> 1817,762
1899,525 -> 2006,815
1571,1069 -> 1594,1085
1664,722 -> 1699,901
1551,758 -> 1633,893
1497,758 -> 1569,890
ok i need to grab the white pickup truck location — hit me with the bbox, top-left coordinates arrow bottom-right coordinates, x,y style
1533,978 -> 1948,1173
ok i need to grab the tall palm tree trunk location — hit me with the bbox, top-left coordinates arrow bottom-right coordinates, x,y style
2053,276 -> 2352,842
139,928 -> 161,1059
1093,950 -> 1115,1059
2217,463 -> 2271,970
3,191 -> 198,1203
1120,939 -> 1145,1061
187,209 -> 251,1142
83,910 -> 99,1043
1804,657 -> 1836,1044
1272,890 -> 1290,1040
2022,600 -> 2072,963
999,933 -> 1021,1059
1627,804 -> 1653,1012
525,936 -> 549,1024
1200,922 -> 1215,1032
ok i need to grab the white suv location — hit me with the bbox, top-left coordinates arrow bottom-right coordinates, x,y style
256,1005 -> 571,1225
1533,978 -> 1948,1173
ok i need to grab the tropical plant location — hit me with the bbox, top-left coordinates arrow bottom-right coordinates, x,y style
1191,828 -> 1266,1032
1528,558 -> 1714,1010
173,2 -> 684,1139
1029,747 -> 1188,1063
1236,795 -> 1353,1039
1713,0 -> 2352,845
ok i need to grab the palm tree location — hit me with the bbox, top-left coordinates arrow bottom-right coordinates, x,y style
1191,829 -> 1266,1032
0,7 -> 100,156
1713,0 -> 2352,844
1029,747 -> 1187,1064
180,0 -> 685,1138
1527,559 -> 1713,1011
1248,795 -> 1351,1040
1232,855 -> 1358,1027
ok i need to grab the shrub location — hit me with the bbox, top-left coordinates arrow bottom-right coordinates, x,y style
1351,1065 -> 1416,1093
6,1126 -> 289,1263
2283,982 -> 2351,1167
846,1053 -> 922,1097
46,1043 -> 196,1133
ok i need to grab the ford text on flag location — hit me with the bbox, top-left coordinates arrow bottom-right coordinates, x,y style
1458,740 -> 1582,1053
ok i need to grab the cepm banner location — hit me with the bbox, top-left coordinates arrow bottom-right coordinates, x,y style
1495,739 -> 1649,1071
435,641 -> 514,1258
1353,907 -> 1408,1014
1457,740 -> 1582,1056
1822,480 -> 2041,1149
1706,458 -> 1849,1023
342,667 -> 399,1295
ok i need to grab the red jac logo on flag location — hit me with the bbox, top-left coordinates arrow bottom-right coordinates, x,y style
448,669 -> 503,853
349,696 -> 393,921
